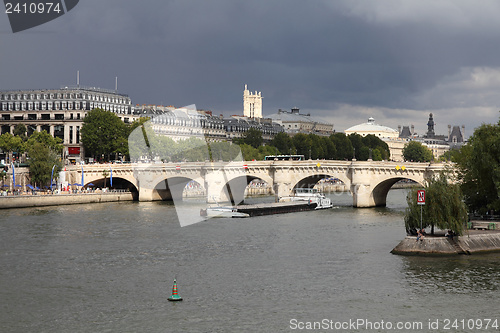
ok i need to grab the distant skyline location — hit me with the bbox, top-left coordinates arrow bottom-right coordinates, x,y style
2,0 -> 500,137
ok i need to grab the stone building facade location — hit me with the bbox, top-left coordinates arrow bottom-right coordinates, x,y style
0,86 -> 135,162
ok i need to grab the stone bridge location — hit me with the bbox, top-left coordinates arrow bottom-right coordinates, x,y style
66,160 -> 451,207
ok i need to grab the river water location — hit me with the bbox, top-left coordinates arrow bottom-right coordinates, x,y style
1,189 -> 499,332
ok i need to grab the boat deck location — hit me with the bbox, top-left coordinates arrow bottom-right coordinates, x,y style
235,201 -> 317,217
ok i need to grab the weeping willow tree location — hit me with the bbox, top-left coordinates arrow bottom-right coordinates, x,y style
405,173 -> 468,236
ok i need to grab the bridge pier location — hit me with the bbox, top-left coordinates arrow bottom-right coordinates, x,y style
351,184 -> 382,208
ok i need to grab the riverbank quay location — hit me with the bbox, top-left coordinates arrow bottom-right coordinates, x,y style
391,230 -> 500,255
0,191 -> 134,209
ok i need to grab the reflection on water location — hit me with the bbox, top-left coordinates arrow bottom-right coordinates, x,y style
403,254 -> 500,294
0,190 -> 499,332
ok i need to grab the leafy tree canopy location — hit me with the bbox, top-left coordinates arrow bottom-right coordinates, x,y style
405,173 -> 468,235
26,130 -> 63,154
269,132 -> 292,155
80,108 -> 128,161
26,141 -> 63,187
454,118 -> 500,214
13,124 -> 27,141
402,141 -> 433,162
330,133 -> 353,160
0,133 -> 24,154
235,128 -> 263,149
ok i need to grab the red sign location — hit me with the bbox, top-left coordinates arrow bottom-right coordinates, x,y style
68,147 -> 80,155
243,164 -> 248,170
176,166 -> 181,171
417,190 -> 426,205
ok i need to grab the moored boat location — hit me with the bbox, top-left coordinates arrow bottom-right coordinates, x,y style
280,188 -> 332,209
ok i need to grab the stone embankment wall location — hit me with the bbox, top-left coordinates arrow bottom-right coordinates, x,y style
391,231 -> 500,255
0,192 -> 134,209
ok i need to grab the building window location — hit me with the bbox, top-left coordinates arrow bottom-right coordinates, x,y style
54,114 -> 64,120
54,125 -> 64,141
76,126 -> 80,144
69,126 -> 73,144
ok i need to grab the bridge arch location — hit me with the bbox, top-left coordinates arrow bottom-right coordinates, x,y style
219,173 -> 274,204
83,177 -> 139,200
370,176 -> 423,207
150,175 -> 204,201
293,173 -> 350,190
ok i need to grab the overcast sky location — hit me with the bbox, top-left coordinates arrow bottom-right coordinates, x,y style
2,0 -> 500,137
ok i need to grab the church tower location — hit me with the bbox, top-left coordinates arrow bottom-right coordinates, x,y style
243,84 -> 262,118
426,113 -> 435,138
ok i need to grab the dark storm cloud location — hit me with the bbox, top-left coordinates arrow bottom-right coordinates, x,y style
2,0 -> 500,133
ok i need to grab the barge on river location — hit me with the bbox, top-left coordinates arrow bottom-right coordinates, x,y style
200,188 -> 332,218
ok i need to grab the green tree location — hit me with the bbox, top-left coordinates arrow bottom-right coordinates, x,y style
238,144 -> 277,161
454,120 -> 500,214
269,132 -> 292,155
210,141 -> 241,161
26,141 -> 62,187
321,136 -> 336,159
292,133 -> 310,156
330,133 -> 353,160
405,174 -> 468,235
402,141 -> 433,162
0,133 -> 24,156
176,137 -> 208,162
307,134 -> 327,159
25,130 -> 63,155
438,148 -> 460,162
361,134 -> 390,160
13,124 -> 27,141
81,109 -> 128,162
239,143 -> 261,161
348,133 -> 364,159
237,128 -> 263,149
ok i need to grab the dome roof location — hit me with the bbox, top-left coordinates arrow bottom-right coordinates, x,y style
345,117 -> 398,138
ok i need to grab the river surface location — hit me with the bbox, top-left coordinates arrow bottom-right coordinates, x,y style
1,189 -> 499,332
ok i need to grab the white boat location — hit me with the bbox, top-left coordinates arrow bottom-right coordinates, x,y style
280,188 -> 333,209
200,206 -> 249,218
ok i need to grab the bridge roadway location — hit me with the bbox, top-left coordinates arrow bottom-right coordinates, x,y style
66,160 -> 450,208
